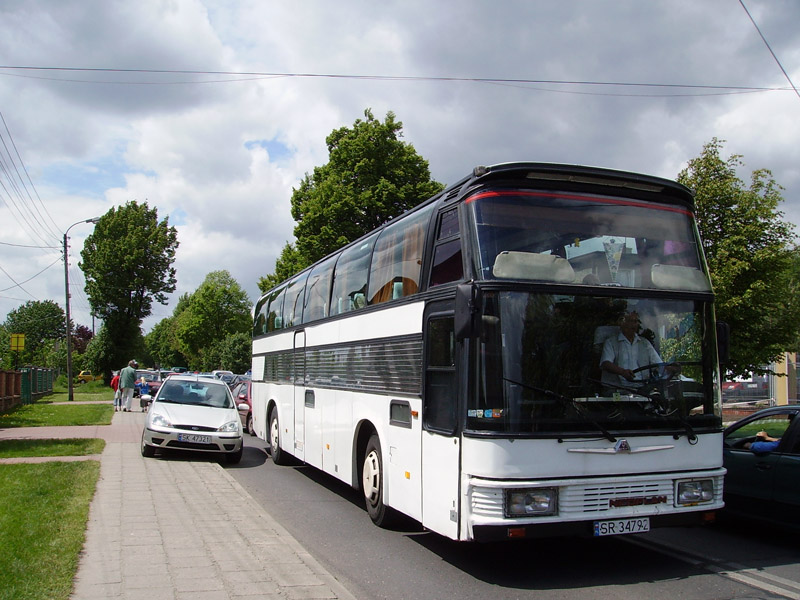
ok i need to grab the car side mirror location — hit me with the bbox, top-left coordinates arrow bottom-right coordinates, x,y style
237,403 -> 249,412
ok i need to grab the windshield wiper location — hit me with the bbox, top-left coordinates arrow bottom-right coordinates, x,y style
503,377 -> 616,443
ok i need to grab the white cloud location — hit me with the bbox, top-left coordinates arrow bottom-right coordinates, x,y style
1,0 -> 799,336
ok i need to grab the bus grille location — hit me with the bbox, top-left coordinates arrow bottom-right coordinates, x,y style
470,479 -> 677,519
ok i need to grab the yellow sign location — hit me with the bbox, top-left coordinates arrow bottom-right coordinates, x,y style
10,333 -> 25,351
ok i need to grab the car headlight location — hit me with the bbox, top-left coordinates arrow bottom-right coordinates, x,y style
150,413 -> 172,428
505,488 -> 558,517
676,479 -> 714,505
218,420 -> 240,433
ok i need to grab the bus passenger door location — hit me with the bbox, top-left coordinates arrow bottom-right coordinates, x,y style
293,330 -> 306,462
421,312 -> 461,539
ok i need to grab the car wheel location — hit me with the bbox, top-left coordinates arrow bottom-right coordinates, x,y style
269,409 -> 291,465
362,434 -> 395,527
225,447 -> 243,464
140,431 -> 155,458
246,413 -> 255,436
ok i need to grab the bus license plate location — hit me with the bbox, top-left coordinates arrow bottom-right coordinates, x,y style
177,433 -> 211,444
594,517 -> 650,536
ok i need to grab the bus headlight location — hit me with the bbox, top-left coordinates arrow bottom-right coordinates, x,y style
676,479 -> 714,505
505,488 -> 558,517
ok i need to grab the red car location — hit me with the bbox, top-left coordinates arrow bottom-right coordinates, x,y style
231,380 -> 253,435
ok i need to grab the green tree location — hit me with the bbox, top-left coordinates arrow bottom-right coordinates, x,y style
80,201 -> 178,377
218,332 -> 252,374
260,109 -> 443,290
3,300 -> 67,365
144,316 -> 186,369
174,271 -> 251,368
677,138 -> 800,377
258,242 -> 305,293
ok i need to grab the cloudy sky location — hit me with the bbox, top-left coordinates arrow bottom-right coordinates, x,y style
1,0 -> 798,335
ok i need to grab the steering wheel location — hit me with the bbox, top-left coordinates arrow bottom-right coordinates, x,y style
631,362 -> 680,380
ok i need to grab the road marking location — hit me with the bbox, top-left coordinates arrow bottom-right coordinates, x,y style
625,536 -> 800,600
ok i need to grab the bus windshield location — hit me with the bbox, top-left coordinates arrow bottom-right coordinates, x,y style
468,291 -> 721,435
468,189 -> 710,291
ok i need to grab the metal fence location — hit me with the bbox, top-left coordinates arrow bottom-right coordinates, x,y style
0,367 -> 54,411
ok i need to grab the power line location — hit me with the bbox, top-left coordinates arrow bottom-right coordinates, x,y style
0,239 -> 58,249
0,262 -> 38,301
0,112 -> 63,240
0,112 -> 62,249
739,0 -> 800,103
0,64 -> 794,97
0,256 -> 62,293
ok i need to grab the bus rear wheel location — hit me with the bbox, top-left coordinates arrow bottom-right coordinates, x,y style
269,409 -> 291,466
362,434 -> 395,527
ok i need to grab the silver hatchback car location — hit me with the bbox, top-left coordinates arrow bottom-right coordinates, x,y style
140,375 -> 243,464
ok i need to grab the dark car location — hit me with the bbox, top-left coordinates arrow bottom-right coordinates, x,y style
231,380 -> 253,436
722,404 -> 800,529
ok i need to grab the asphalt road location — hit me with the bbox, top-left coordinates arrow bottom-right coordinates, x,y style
227,435 -> 800,600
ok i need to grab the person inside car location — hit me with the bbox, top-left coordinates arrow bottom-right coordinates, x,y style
744,430 -> 781,453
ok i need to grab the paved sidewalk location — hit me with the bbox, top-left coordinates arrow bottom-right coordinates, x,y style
0,410 -> 357,600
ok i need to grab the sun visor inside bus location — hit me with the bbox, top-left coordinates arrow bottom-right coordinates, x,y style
492,251 -> 576,283
650,264 -> 711,292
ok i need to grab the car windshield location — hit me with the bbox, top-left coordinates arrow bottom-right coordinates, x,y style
156,381 -> 233,409
136,370 -> 159,382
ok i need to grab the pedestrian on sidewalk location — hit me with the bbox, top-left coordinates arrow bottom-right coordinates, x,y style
110,370 -> 121,411
119,360 -> 137,412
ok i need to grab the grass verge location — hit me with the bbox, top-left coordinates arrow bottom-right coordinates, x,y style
0,438 -> 106,458
0,461 -> 100,600
0,403 -> 113,428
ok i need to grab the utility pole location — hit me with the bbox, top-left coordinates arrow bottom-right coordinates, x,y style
64,217 -> 100,401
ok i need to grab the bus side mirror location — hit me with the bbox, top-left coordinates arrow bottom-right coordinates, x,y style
716,321 -> 730,365
455,283 -> 482,341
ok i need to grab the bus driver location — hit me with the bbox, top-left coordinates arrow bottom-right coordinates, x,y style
600,311 -> 670,390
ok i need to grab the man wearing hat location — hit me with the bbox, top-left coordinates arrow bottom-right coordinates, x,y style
119,360 -> 138,412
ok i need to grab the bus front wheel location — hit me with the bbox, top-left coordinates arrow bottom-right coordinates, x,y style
362,434 -> 395,527
269,409 -> 290,466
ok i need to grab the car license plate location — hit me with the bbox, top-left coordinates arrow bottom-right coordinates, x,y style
177,433 -> 211,444
593,517 -> 650,536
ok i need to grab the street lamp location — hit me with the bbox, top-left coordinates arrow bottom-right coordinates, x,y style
64,217 -> 100,402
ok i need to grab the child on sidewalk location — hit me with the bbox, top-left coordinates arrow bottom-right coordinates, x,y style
110,371 -> 121,411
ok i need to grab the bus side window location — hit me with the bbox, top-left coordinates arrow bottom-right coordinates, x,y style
430,208 -> 463,287
330,233 -> 377,316
266,286 -> 286,332
424,315 -> 457,433
253,296 -> 269,336
369,204 -> 433,305
282,272 -> 309,328
303,254 -> 337,323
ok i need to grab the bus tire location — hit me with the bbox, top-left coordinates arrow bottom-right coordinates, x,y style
269,408 -> 290,466
362,434 -> 395,527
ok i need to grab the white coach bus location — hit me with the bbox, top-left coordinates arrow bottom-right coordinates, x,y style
250,162 -> 726,542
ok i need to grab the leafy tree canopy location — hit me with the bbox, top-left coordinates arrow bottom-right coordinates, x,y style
174,270 -> 251,368
259,109 -> 443,292
677,138 -> 800,377
80,200 -> 178,373
3,300 -> 66,365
